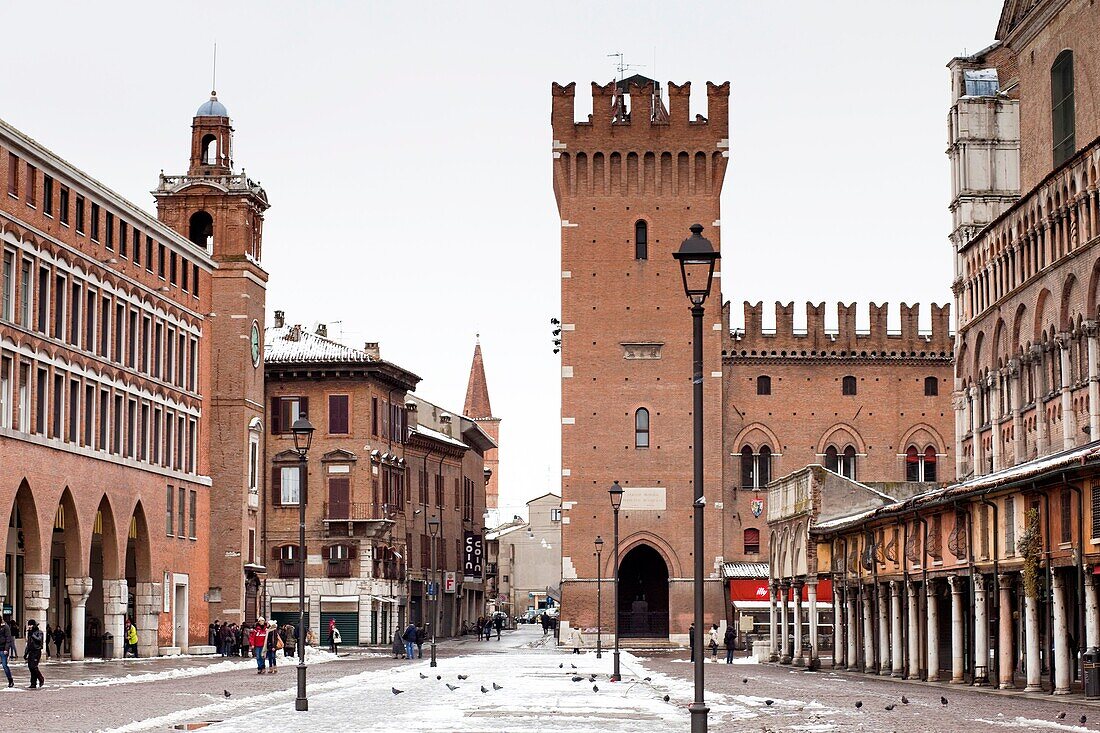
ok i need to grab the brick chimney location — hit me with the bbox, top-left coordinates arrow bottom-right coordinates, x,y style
288,324 -> 301,342
363,342 -> 380,360
315,323 -> 328,338
405,400 -> 418,429
274,310 -> 285,328
440,413 -> 452,436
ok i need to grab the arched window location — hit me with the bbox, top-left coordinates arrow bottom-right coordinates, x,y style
757,375 -> 771,395
201,134 -> 218,165
743,528 -> 760,555
740,445 -> 772,489
188,211 -> 214,250
924,376 -> 938,396
740,446 -> 754,488
825,445 -> 839,473
924,446 -> 937,482
634,220 -> 648,260
842,375 -> 857,396
634,407 -> 650,448
758,445 -> 771,486
1051,50 -> 1075,166
841,445 -> 857,480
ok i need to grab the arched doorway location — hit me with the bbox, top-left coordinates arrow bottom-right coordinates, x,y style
617,544 -> 669,638
124,502 -> 156,657
50,488 -> 86,659
88,496 -> 123,657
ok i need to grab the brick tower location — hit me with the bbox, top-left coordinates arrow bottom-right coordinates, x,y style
154,91 -> 270,624
553,77 -> 729,642
464,338 -> 500,524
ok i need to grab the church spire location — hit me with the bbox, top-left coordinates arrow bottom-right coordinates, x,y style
464,335 -> 494,419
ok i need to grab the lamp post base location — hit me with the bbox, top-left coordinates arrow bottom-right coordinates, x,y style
430,641 -> 437,668
295,663 -> 308,711
689,702 -> 709,732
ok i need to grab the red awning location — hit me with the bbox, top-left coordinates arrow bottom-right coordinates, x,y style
729,579 -> 833,603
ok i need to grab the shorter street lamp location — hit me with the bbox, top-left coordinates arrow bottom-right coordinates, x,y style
291,414 -> 315,713
609,481 -> 624,682
428,515 -> 440,668
594,536 -> 604,659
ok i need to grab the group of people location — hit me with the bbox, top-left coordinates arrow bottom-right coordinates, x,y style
688,622 -> 738,664
211,619 -> 298,659
392,623 -> 426,659
474,614 -> 504,641
246,618 -> 298,674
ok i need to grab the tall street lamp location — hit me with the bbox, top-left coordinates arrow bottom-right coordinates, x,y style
291,413 -> 315,713
428,515 -> 440,667
594,536 -> 604,659
674,223 -> 719,733
608,481 -> 624,682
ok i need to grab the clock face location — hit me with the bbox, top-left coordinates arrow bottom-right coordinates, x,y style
251,321 -> 261,367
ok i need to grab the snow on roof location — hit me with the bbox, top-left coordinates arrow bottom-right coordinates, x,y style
411,423 -> 467,450
721,562 -> 769,579
265,325 -> 375,364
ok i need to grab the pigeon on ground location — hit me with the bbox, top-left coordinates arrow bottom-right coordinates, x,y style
559,663 -> 563,668
1082,715 -> 1088,725
885,704 -> 896,711
458,674 -> 468,680
593,684 -> 599,692
493,683 -> 503,690
742,678 -> 748,684
571,664 -> 577,669
572,675 -> 583,682
940,696 -> 948,706
1057,712 -> 1066,720
392,687 -> 404,695
481,685 -> 488,693
663,695 -> 670,702
765,699 -> 775,706
644,676 -> 652,682
901,695 -> 909,705
436,675 -> 441,680
419,673 -> 428,679
223,690 -> 231,698
855,701 -> 863,709
446,683 -> 459,691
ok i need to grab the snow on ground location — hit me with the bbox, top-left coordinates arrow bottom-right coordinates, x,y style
75,648 -> 345,688
976,718 -> 1091,732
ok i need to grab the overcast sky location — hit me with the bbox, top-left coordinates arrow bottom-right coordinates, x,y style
2,1 -> 1003,519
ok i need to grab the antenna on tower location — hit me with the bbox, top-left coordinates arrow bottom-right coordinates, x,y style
211,42 -> 218,95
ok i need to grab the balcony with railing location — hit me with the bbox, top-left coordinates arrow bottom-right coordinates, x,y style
327,559 -> 352,578
323,502 -> 394,539
277,559 -> 300,579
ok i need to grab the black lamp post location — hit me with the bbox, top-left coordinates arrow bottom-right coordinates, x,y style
608,481 -> 624,682
290,413 -> 315,713
674,223 -> 719,733
594,536 -> 604,659
428,515 -> 440,667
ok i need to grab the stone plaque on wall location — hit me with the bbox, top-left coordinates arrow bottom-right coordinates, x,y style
621,342 -> 663,360
621,487 -> 666,511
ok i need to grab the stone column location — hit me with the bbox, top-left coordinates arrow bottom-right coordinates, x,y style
973,573 -> 989,685
878,584 -> 890,675
1033,345 -> 1049,456
779,581 -> 791,664
1058,333 -> 1077,449
949,575 -> 965,683
907,581 -> 920,679
768,582 -> 778,662
102,578 -> 128,659
1052,571 -> 1071,694
1009,359 -> 1025,463
833,585 -> 845,669
1086,573 -> 1099,652
135,581 -> 162,658
807,579 -> 819,669
989,374 -> 1003,472
890,580 -> 904,677
1024,589 -> 1042,691
22,574 -> 51,651
1086,321 -> 1100,439
793,579 -> 805,667
862,590 -> 874,674
846,586 -> 858,671
954,391 -> 968,479
66,576 -> 93,662
998,574 -> 1016,689
927,580 -> 940,682
970,385 -> 984,476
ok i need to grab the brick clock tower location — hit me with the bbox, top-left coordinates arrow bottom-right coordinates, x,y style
155,92 -> 270,624
553,78 -> 729,642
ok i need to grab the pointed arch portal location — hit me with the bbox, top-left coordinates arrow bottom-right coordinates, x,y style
617,544 -> 669,638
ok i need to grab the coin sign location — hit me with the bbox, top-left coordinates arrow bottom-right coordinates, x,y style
463,531 -> 483,580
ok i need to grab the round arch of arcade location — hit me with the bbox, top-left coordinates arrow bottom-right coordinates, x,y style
0,476 -> 156,660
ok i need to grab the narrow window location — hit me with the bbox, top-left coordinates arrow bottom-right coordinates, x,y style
924,376 -> 938,396
43,176 -> 53,216
743,528 -> 761,555
25,164 -> 36,206
825,445 -> 839,473
1061,487 -> 1073,544
1091,484 -> 1100,540
328,394 -> 349,434
178,486 -> 185,539
1005,495 -> 1017,553
740,445 -> 755,488
166,485 -> 174,536
1051,50 -> 1075,166
634,407 -> 650,448
119,221 -> 127,258
145,237 -> 153,272
758,445 -> 771,486
371,396 -> 379,436
905,446 -> 920,482
75,196 -> 85,234
842,375 -> 857,396
189,490 -> 197,539
59,186 -> 69,225
634,220 -> 648,260
105,211 -> 114,249
756,375 -> 771,395
923,446 -> 937,482
157,244 -> 165,278
90,203 -> 100,241
842,445 -> 857,480
6,152 -> 17,197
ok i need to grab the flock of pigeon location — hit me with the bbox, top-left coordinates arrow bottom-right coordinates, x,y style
391,672 -> 505,696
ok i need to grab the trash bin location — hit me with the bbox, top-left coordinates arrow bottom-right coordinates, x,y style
1084,647 -> 1100,698
102,633 -> 113,661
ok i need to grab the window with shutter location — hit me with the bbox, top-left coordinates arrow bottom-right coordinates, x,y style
271,397 -> 282,434
743,528 -> 760,554
271,465 -> 282,506
1061,488 -> 1073,543
1005,496 -> 1016,554
328,394 -> 349,434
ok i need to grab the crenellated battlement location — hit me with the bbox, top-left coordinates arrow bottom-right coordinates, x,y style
724,301 -> 954,357
551,79 -> 729,204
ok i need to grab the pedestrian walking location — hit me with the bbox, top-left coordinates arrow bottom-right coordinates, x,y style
723,625 -> 735,664
415,624 -> 425,659
688,623 -> 695,663
475,616 -> 485,641
494,614 -> 503,640
283,624 -> 296,658
44,624 -> 52,659
236,624 -> 246,657
328,618 -> 338,654
540,613 -> 549,635
402,622 -> 417,660
24,620 -> 45,689
568,626 -> 585,654
265,621 -> 281,673
51,625 -> 65,659
249,619 -> 268,674
208,621 -> 218,648
331,627 -> 341,655
0,616 -> 14,687
392,627 -> 405,659
709,624 -> 720,661
124,618 -> 139,658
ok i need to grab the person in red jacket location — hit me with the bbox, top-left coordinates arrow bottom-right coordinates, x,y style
249,618 -> 269,674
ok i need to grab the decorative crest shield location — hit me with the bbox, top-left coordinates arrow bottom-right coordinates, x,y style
750,499 -> 764,518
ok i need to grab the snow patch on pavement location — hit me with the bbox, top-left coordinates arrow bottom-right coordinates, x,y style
77,649 -> 344,688
976,718 -> 1090,732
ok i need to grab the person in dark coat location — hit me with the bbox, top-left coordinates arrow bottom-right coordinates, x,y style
24,620 -> 45,689
723,625 -> 736,664
688,623 -> 696,663
0,617 -> 13,687
283,624 -> 296,658
494,614 -> 503,640
392,627 -> 405,658
402,622 -> 417,660
51,626 -> 65,659
415,624 -> 425,659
